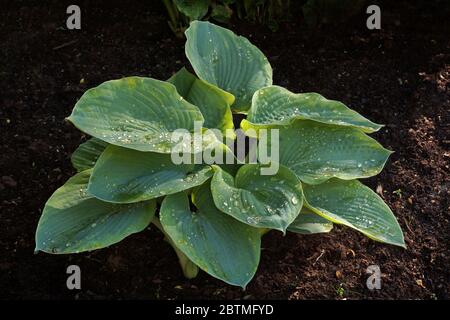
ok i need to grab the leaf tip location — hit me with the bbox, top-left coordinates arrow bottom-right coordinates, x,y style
396,235 -> 407,249
369,123 -> 385,133
34,240 -> 45,254
280,227 -> 288,236
392,240 -> 407,249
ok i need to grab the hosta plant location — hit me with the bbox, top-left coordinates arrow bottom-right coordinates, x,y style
36,21 -> 404,288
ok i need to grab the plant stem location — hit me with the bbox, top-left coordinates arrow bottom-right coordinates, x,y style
151,218 -> 199,279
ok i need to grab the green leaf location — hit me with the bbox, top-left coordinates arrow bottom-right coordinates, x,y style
185,21 -> 273,112
274,120 -> 392,184
211,4 -> 233,23
159,186 -> 261,288
168,67 -> 235,138
67,77 -> 204,153
287,206 -> 333,234
35,169 -> 155,254
174,0 -> 210,20
243,86 -> 382,133
210,164 -> 303,232
303,179 -> 405,247
71,138 -> 108,172
88,145 -> 213,203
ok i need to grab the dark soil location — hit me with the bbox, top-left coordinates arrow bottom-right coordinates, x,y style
1,0 -> 449,300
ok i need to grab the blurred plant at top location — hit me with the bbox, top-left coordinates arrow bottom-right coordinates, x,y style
162,0 -> 370,37
234,0 -> 291,31
162,0 -> 291,37
301,0 -> 367,27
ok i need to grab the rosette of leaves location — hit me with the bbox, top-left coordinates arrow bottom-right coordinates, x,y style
35,21 -> 404,288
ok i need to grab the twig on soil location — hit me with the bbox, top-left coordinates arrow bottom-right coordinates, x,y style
307,249 -> 325,265
402,217 -> 414,235
53,39 -> 78,51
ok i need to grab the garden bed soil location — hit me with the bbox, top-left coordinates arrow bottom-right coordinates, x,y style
1,0 -> 449,299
